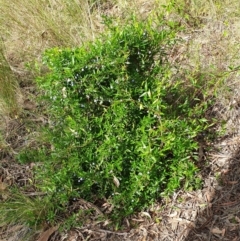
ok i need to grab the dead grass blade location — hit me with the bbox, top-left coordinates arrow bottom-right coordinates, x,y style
37,226 -> 58,241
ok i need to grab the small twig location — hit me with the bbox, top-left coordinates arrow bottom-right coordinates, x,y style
23,192 -> 46,196
78,227 -> 128,236
218,200 -> 239,206
78,198 -> 104,216
96,229 -> 128,236
208,216 -> 217,241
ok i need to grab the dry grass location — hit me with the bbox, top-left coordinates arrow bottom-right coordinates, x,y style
0,48 -> 20,115
0,0 -> 157,69
0,42 -> 21,155
0,0 -> 239,74
0,0 -> 99,79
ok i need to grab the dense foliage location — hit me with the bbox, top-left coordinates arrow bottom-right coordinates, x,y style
20,16 -> 214,223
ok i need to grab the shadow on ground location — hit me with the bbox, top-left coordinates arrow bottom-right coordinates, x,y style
184,141 -> 240,241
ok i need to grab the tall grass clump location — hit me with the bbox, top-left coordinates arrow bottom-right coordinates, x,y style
0,44 -> 21,154
0,46 -> 20,116
0,189 -> 54,228
18,15 -> 219,224
0,0 -> 97,46
0,0 -> 100,70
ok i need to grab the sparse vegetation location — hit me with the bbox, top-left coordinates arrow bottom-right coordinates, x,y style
0,0 -> 239,240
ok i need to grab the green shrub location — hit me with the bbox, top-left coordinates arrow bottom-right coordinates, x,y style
24,16 -> 215,222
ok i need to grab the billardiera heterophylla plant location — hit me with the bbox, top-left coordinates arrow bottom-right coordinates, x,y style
18,15 -> 215,224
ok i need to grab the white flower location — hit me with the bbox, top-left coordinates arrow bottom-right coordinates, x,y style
62,87 -> 67,98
